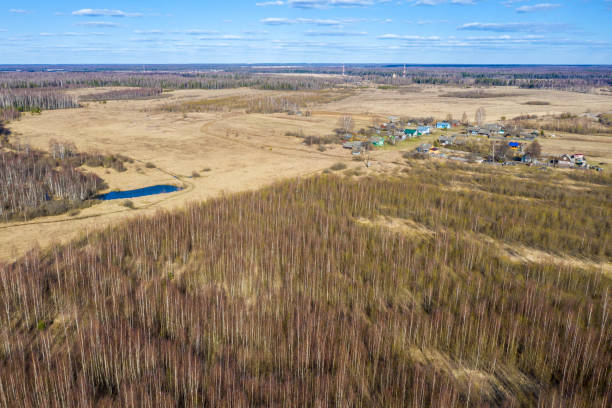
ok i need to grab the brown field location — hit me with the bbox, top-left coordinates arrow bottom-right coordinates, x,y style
325,85 -> 611,119
2,84 -> 611,261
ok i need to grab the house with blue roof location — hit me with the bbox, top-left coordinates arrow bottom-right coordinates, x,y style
436,122 -> 451,130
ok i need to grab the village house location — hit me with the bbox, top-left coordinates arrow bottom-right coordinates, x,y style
508,141 -> 521,150
483,123 -> 503,134
557,154 -> 574,168
436,122 -> 451,130
571,153 -> 586,167
467,126 -> 479,136
404,128 -> 418,138
417,126 -> 431,135
438,134 -> 455,146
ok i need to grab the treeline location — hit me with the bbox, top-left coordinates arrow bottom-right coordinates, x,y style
0,71 -> 346,91
0,163 -> 609,406
0,148 -> 105,221
510,113 -> 612,135
358,66 -> 612,91
0,88 -> 79,112
0,136 -> 134,221
79,87 -> 163,102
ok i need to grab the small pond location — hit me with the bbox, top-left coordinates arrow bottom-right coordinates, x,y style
97,185 -> 181,201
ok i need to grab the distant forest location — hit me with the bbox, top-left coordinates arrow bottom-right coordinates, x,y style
0,65 -> 610,120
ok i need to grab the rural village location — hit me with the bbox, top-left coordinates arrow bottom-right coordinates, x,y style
338,112 -> 600,170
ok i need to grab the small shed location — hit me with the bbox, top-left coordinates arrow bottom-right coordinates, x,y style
416,143 -> 432,153
509,141 -> 521,150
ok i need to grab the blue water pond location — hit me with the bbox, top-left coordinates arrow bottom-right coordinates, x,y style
97,185 -> 181,201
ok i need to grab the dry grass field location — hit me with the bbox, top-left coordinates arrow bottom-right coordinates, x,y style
326,85 -> 612,119
2,84 -> 610,261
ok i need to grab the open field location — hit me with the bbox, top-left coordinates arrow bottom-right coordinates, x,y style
325,85 -> 612,120
2,84 -> 611,260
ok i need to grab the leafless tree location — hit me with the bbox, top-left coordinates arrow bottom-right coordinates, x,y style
338,115 -> 354,138
475,107 -> 486,127
525,140 -> 542,158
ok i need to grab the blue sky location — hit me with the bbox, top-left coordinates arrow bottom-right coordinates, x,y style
1,1 -> 611,64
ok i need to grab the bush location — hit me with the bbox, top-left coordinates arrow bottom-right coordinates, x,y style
145,162 -> 156,169
329,162 -> 347,171
122,200 -> 135,209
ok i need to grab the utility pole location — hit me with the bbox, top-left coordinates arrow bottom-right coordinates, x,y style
342,64 -> 345,76
403,64 -> 406,78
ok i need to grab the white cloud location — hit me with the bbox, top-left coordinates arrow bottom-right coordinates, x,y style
185,29 -> 220,35
76,22 -> 120,27
9,9 -> 28,14
286,0 -> 377,8
516,3 -> 561,13
304,30 -> 368,36
256,1 -> 284,6
261,17 -> 344,25
71,9 -> 141,17
133,30 -> 164,34
40,32 -> 108,37
411,0 -> 476,5
458,22 -> 569,32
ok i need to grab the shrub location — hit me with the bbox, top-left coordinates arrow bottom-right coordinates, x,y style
329,162 -> 347,171
122,200 -> 135,209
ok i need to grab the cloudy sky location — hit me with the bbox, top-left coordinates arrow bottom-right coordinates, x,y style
2,1 -> 611,64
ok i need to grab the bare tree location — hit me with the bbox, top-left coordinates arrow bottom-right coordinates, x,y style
461,112 -> 469,125
525,140 -> 542,158
475,107 -> 486,127
338,115 -> 354,138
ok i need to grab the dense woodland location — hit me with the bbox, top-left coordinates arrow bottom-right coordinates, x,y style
0,144 -> 106,221
0,134 -> 135,221
1,162 -> 609,407
0,71 -> 348,91
0,88 -> 79,112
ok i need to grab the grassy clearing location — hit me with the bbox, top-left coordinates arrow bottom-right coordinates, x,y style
440,90 -> 517,98
0,161 -> 610,406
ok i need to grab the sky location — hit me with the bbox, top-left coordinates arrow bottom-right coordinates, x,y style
1,1 -> 611,64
